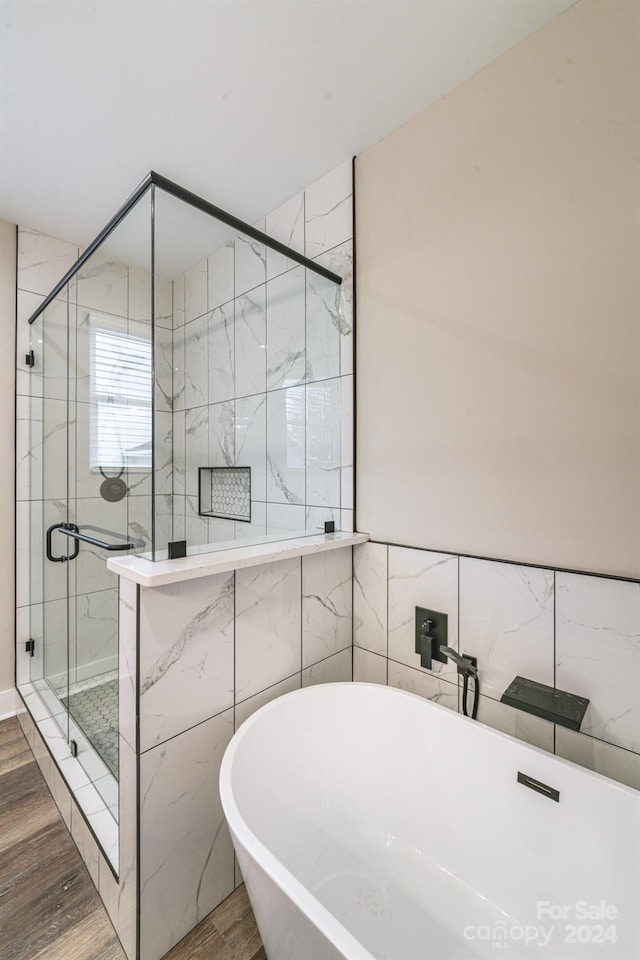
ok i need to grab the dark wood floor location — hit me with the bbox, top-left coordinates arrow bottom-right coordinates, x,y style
0,716 -> 266,960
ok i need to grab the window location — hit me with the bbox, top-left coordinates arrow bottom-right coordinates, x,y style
90,315 -> 152,472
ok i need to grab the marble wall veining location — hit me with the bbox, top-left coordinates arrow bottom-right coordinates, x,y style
171,159 -> 354,548
353,541 -> 640,791
134,547 -> 353,960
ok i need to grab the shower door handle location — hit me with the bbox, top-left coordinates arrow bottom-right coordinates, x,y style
55,523 -> 144,552
46,523 -> 81,563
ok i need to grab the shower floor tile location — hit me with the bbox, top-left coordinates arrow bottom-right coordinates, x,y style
62,679 -> 118,778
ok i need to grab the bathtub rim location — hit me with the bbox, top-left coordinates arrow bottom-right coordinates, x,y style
219,682 -> 640,960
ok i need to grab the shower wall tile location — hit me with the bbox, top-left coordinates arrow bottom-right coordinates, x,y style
17,227 -> 79,297
304,159 -> 352,259
16,291 -> 44,398
138,572 -> 234,751
340,375 -> 354,510
208,242 -> 235,310
459,558 -> 554,702
266,386 -> 305,505
305,271 -> 341,383
234,233 -> 266,297
388,547 -> 459,682
74,496 -> 125,596
341,509 -> 354,533
302,647 -> 352,686
475,693 -> 554,752
235,287 -> 266,398
353,647 -> 388,685
154,323 -> 173,412
555,727 -> 640,792
185,494 -> 209,547
139,708 -> 235,960
208,303 -> 235,403
305,505 -> 340,534
16,394 -> 42,502
266,266 -> 305,390
127,494 -> 153,552
42,398 -> 72,501
556,573 -> 640,754
127,266 -> 152,323
154,493 -> 174,555
234,501 -> 267,540
302,548 -> 352,667
172,322 -> 185,411
184,406 -> 209,497
234,672 -> 301,730
77,257 -> 128,317
266,502 -> 306,533
15,501 -> 35,608
235,557 -> 302,701
156,274 -> 173,329
313,239 -> 354,378
265,193 -> 305,280
173,160 -> 353,550
173,274 -> 185,327
184,314 -> 209,409
208,400 -> 235,467
154,410 -> 174,496
173,409 -> 186,495
74,587 -> 119,679
235,394 -> 267,502
41,295 -> 70,401
388,660 -> 459,711
184,257 -> 208,323
354,542 -> 388,657
209,516 -> 235,543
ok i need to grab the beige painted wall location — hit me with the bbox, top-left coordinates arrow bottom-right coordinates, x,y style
356,0 -> 640,578
0,220 -> 16,696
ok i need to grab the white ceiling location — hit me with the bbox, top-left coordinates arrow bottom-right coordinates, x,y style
0,0 -> 575,249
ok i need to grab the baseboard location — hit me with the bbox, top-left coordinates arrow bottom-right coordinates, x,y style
0,687 -> 17,720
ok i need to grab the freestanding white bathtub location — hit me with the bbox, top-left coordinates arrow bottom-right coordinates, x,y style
220,683 -> 640,959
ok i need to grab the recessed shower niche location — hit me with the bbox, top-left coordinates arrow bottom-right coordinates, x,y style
16,171 -> 354,883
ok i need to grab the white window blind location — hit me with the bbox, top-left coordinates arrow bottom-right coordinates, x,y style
90,317 -> 153,471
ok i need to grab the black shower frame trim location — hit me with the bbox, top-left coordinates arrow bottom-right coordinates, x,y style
27,170 -> 343,325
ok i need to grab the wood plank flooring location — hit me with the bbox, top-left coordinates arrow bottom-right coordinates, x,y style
0,716 -> 266,960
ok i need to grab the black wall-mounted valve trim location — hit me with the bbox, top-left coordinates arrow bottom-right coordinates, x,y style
324,521 -> 335,534
415,606 -> 448,669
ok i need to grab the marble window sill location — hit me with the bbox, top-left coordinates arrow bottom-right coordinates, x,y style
107,531 -> 369,588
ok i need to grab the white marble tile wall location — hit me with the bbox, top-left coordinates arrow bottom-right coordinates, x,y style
138,571 -> 235,751
173,159 -> 354,552
139,709 -> 235,960
353,541 -> 640,791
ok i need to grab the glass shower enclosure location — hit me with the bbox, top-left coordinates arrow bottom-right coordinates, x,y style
17,172 -> 352,870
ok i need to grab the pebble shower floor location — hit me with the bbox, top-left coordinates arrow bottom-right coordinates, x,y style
62,678 -> 119,778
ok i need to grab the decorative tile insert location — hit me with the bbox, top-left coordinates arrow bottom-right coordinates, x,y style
199,467 -> 251,522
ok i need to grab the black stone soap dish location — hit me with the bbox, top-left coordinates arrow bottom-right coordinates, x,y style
500,676 -> 589,731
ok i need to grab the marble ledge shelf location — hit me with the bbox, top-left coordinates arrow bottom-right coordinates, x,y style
107,531 -> 369,588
